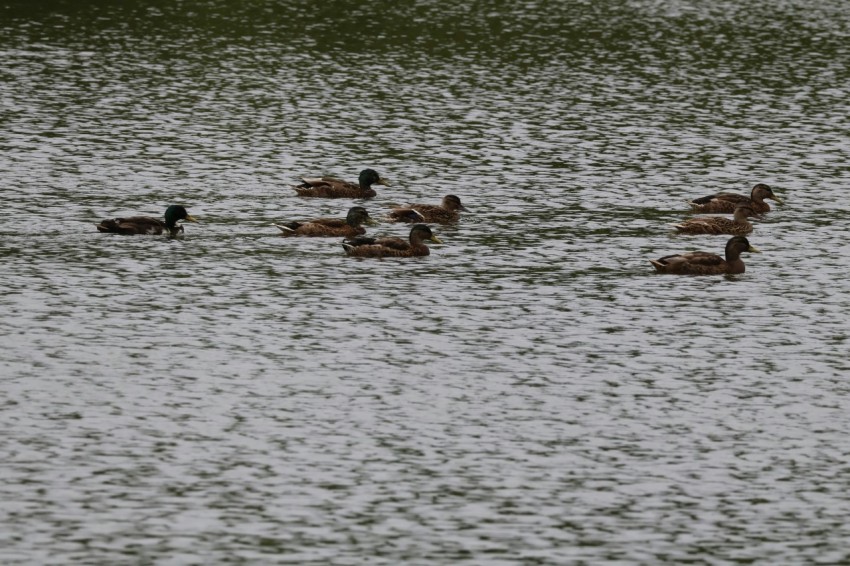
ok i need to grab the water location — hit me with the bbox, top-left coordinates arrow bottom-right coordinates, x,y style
2,0 -> 850,563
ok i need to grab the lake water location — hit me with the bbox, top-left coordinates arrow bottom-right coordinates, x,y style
2,0 -> 850,563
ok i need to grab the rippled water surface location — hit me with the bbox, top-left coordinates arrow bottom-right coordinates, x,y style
3,0 -> 850,563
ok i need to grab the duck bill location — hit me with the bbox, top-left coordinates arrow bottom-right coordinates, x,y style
365,218 -> 379,226
748,245 -> 761,253
771,195 -> 784,205
377,177 -> 391,186
459,205 -> 470,212
185,215 -> 199,222
430,236 -> 444,244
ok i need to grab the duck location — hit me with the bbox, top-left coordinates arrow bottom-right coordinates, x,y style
275,206 -> 377,237
293,168 -> 390,199
387,194 -> 469,224
650,236 -> 760,275
672,204 -> 757,235
95,205 -> 197,236
688,183 -> 783,214
342,224 -> 442,258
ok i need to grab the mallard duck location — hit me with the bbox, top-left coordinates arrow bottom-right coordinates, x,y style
388,194 -> 469,224
342,224 -> 442,258
650,236 -> 760,275
688,183 -> 783,214
275,206 -> 377,237
293,168 -> 390,199
672,204 -> 757,235
95,205 -> 198,236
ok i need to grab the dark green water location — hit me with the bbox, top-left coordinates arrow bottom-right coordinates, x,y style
2,0 -> 850,563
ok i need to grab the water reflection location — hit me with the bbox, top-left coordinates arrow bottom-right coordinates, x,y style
2,0 -> 850,563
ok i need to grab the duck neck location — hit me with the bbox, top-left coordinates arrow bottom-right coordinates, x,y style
725,257 -> 745,274
410,243 -> 430,255
164,209 -> 181,229
409,234 -> 429,250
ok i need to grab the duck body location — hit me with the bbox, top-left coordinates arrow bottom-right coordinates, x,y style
293,169 -> 389,199
672,205 -> 755,235
650,236 -> 760,275
342,224 -> 442,258
388,194 -> 469,224
96,205 -> 197,236
688,183 -> 782,214
276,206 -> 376,237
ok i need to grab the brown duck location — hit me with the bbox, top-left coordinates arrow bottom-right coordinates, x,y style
672,204 -> 757,235
388,194 -> 469,224
293,169 -> 390,199
342,224 -> 442,258
688,183 -> 783,214
275,206 -> 377,237
650,236 -> 760,275
96,205 -> 198,236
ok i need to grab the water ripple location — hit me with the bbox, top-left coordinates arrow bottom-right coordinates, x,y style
3,0 -> 850,563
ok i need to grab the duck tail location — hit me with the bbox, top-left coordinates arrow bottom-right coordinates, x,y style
95,220 -> 118,233
274,223 -> 298,235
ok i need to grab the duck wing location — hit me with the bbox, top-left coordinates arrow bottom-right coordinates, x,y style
673,217 -> 733,234
96,216 -> 166,235
388,208 -> 426,223
650,251 -> 727,274
691,192 -> 747,205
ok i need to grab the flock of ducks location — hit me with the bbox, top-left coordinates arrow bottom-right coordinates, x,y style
651,183 -> 784,275
95,168 -> 467,258
94,172 -> 784,272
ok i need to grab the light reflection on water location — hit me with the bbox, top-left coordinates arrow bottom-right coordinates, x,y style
2,0 -> 850,563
